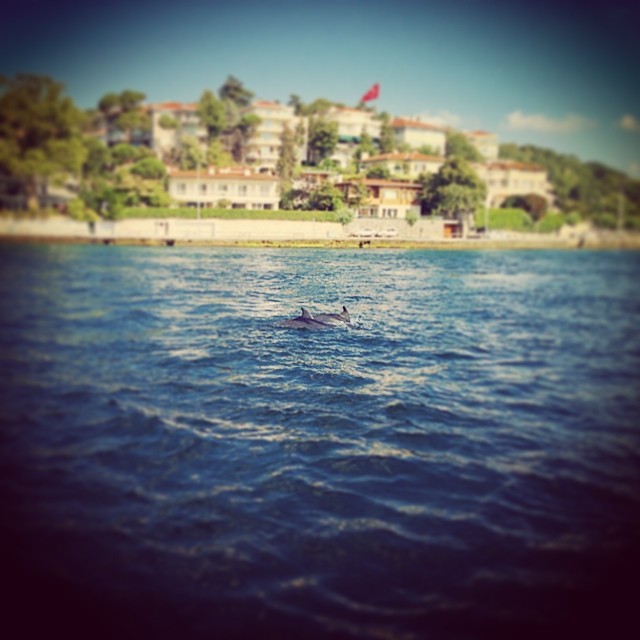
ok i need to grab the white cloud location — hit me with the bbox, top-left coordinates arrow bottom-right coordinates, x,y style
408,110 -> 462,128
504,111 -> 596,134
618,114 -> 640,133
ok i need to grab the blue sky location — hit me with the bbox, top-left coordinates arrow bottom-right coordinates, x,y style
2,0 -> 639,175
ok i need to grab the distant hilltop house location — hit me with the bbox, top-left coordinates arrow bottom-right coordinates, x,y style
474,161 -> 554,207
391,118 -> 447,155
242,100 -> 307,170
464,130 -> 499,160
361,152 -> 445,179
335,178 -> 422,219
168,166 -> 280,210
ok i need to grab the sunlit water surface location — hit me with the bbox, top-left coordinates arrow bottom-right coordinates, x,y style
1,245 -> 639,639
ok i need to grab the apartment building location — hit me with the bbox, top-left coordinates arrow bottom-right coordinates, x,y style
465,130 -> 499,160
242,101 -> 306,170
335,178 -> 421,219
391,118 -> 447,155
168,166 -> 280,209
474,161 -> 554,207
361,152 -> 445,179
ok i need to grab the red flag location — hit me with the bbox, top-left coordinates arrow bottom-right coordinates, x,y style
360,83 -> 380,102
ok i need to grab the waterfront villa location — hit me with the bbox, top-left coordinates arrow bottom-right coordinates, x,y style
168,166 -> 280,210
324,107 -> 382,168
361,152 -> 445,179
474,160 -> 554,207
242,101 -> 307,170
391,118 -> 447,155
335,178 -> 421,219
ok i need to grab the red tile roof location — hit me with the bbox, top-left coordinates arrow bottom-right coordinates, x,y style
148,102 -> 199,112
391,118 -> 447,132
336,178 -> 421,189
169,167 -> 278,181
483,161 -> 545,172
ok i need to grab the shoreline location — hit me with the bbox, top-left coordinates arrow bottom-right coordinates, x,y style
2,234 -> 639,250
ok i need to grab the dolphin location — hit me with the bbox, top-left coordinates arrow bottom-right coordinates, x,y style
314,306 -> 351,325
278,307 -> 333,330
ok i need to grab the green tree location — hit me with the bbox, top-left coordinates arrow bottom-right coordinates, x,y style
111,143 -> 140,165
418,144 -> 439,156
420,157 -> 486,218
276,123 -> 298,190
308,117 -> 338,164
119,90 -> 146,112
207,139 -> 233,167
115,109 -> 151,144
178,135 -> 206,170
198,89 -> 227,140
378,112 -> 396,153
288,94 -> 304,115
366,166 -> 391,179
219,75 -> 254,108
355,130 -> 376,161
130,157 -> 166,180
82,137 -> 112,177
0,74 -> 86,209
158,114 -> 178,129
502,193 -> 548,222
98,92 -> 120,114
445,130 -> 483,162
307,181 -> 344,211
229,114 -> 261,163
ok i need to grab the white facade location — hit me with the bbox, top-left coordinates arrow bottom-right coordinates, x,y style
474,161 -> 554,207
326,107 -> 381,141
465,131 -> 499,160
148,102 -> 206,157
243,101 -> 306,169
362,152 -> 445,178
391,118 -> 446,155
168,167 -> 280,210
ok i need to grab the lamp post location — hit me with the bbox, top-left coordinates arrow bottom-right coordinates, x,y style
196,159 -> 201,220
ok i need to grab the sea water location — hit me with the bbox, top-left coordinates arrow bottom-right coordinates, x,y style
1,244 -> 639,639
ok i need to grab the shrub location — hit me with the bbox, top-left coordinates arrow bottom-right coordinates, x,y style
487,208 -> 534,231
130,158 -> 166,180
405,210 -> 418,226
536,213 -> 565,233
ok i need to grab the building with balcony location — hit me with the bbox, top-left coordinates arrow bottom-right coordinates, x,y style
242,101 -> 306,170
323,107 -> 381,168
168,166 -> 280,210
391,118 -> 447,154
361,152 -> 445,179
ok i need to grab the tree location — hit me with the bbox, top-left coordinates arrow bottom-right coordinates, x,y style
307,181 -> 344,211
420,157 -> 486,218
130,157 -> 166,180
158,114 -> 178,129
378,112 -> 396,154
276,123 -> 298,190
198,90 -> 227,140
82,137 -> 112,178
366,166 -> 391,179
111,143 -> 140,165
418,144 -> 439,156
0,74 -> 86,209
98,92 -> 120,114
308,117 -> 338,164
445,130 -> 483,162
228,114 -> 261,163
178,135 -> 206,170
355,130 -> 376,161
219,75 -> 254,108
119,90 -> 146,112
502,193 -> 548,222
207,139 -> 232,167
115,109 -> 151,144
288,94 -> 304,115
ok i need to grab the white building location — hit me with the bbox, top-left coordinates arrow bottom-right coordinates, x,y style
242,101 -> 306,170
168,166 -> 280,210
474,161 -> 554,207
324,107 -> 382,168
361,152 -> 445,178
465,130 -> 499,160
147,102 -> 207,158
391,118 -> 447,155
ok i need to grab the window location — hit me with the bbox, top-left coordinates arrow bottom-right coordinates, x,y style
238,185 -> 248,196
219,184 -> 228,193
200,184 -> 207,194
260,185 -> 270,195
177,183 -> 186,195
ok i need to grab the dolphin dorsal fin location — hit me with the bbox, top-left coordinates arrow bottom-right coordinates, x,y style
301,308 -> 312,318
